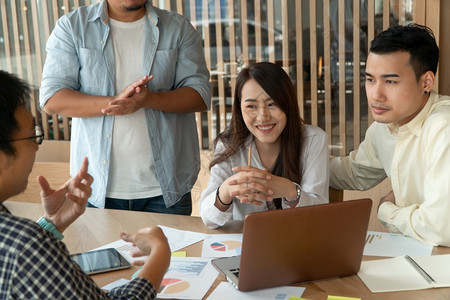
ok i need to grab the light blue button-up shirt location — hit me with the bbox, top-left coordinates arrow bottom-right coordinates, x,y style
40,0 -> 211,208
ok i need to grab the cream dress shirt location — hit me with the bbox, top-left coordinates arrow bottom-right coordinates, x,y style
200,124 -> 329,229
330,91 -> 450,246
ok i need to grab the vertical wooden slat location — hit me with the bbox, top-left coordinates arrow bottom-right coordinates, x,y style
201,0 -> 214,145
241,0 -> 249,66
61,117 -> 71,140
413,0 -> 426,25
48,0 -> 72,141
353,0 -> 361,149
0,5 -> 4,71
190,0 -> 203,148
30,0 -> 48,137
50,1 -> 62,140
425,0 -> 440,91
52,1 -> 59,27
437,0 -> 450,95
309,0 -> 318,126
189,0 -> 197,24
338,0 -> 346,156
367,0 -> 375,126
295,1 -> 304,119
60,0 -> 71,140
228,0 -> 237,115
214,0 -> 226,133
227,0 -> 237,78
39,0 -> 55,139
63,0 -> 70,13
398,0 -> 406,25
30,1 -> 45,84
176,0 -> 183,14
267,0 -> 275,62
20,0 -> 38,120
323,0 -> 332,151
1,2 -> 13,72
281,0 -> 289,72
383,0 -> 390,29
424,1 -> 440,41
0,4 -> 4,71
164,0 -> 171,10
254,1 -> 262,61
187,2 -> 203,148
11,1 -> 24,78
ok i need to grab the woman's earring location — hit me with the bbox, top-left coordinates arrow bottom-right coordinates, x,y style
424,90 -> 428,95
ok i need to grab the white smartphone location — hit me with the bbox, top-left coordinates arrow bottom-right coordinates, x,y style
70,248 -> 131,275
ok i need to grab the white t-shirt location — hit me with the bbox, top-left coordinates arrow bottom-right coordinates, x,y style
106,16 -> 162,199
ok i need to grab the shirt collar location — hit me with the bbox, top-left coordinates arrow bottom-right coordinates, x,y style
0,203 -> 11,214
88,0 -> 109,24
388,90 -> 438,136
145,2 -> 160,26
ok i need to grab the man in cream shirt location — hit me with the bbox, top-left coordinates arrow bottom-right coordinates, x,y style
330,24 -> 450,246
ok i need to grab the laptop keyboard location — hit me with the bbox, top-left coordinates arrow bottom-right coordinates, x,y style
230,268 -> 240,278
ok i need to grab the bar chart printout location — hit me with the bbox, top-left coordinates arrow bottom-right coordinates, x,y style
363,231 -> 433,257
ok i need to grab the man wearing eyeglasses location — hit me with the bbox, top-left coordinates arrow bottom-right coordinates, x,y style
3,125 -> 45,146
0,70 -> 170,298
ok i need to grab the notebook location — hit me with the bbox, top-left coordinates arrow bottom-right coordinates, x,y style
211,198 -> 372,291
358,254 -> 450,292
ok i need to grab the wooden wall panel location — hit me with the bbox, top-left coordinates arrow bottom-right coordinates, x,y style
1,0 -> 442,154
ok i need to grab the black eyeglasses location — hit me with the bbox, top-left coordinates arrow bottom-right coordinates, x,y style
3,125 -> 45,145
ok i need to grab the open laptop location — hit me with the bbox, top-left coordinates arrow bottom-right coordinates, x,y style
211,198 -> 372,291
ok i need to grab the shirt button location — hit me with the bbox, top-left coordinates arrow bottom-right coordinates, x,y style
103,160 -> 108,164
106,133 -> 111,138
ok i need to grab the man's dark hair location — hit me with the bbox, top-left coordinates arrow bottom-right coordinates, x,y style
0,70 -> 31,156
370,23 -> 439,80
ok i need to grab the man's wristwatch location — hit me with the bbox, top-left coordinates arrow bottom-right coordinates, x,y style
284,182 -> 301,205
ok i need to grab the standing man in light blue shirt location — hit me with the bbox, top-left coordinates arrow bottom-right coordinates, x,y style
40,0 -> 211,215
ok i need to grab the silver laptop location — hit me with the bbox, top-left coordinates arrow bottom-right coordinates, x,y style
212,199 -> 372,291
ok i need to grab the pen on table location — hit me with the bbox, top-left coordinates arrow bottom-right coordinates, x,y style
248,146 -> 252,167
404,255 -> 436,284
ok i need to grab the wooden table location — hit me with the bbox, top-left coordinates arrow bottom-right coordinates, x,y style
5,201 -> 450,300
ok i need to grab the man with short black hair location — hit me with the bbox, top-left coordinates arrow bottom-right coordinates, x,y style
330,24 -> 450,246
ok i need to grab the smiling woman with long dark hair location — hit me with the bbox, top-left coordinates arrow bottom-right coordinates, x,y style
199,62 -> 329,229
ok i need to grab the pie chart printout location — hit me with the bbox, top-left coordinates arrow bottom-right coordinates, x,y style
160,278 -> 190,294
201,234 -> 244,257
210,240 -> 242,252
